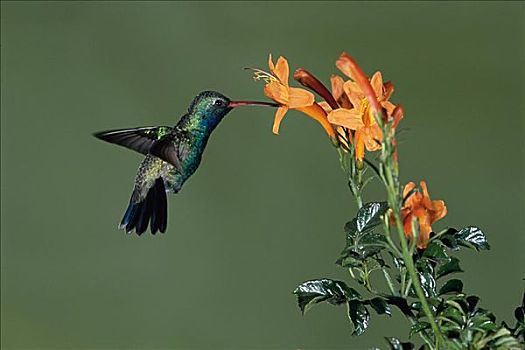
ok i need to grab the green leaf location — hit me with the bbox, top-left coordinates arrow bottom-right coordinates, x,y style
409,321 -> 430,338
455,226 -> 490,251
515,306 -> 524,324
469,314 -> 498,332
338,234 -> 387,266
415,257 -> 435,275
437,257 -> 463,279
358,233 -> 387,257
412,297 -> 441,316
388,251 -> 404,269
466,295 -> 480,313
293,279 -> 360,314
336,253 -> 363,268
422,241 -> 450,263
515,292 -> 525,324
347,300 -> 370,336
384,295 -> 414,317
439,279 -> 464,295
345,202 -> 389,237
368,297 -> 392,316
441,304 -> 465,325
440,234 -> 460,250
418,272 -> 436,298
442,324 -> 462,337
448,298 -> 469,315
384,337 -> 415,350
338,202 -> 389,268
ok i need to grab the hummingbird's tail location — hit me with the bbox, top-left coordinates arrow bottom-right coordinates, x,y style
119,177 -> 168,235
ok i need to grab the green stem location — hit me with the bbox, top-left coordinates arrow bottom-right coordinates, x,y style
381,268 -> 397,296
400,267 -> 407,296
363,261 -> 375,293
355,168 -> 363,209
384,166 -> 443,348
374,118 -> 443,346
355,189 -> 363,209
382,268 -> 434,349
337,148 -> 364,209
403,276 -> 412,298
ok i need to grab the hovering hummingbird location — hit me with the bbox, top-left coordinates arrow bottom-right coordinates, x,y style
94,91 -> 277,235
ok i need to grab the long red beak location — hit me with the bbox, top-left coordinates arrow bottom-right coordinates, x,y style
228,100 -> 279,108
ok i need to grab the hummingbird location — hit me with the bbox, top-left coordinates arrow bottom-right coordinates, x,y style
94,90 -> 277,235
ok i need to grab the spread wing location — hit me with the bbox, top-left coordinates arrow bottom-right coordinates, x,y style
149,133 -> 190,170
93,126 -> 173,155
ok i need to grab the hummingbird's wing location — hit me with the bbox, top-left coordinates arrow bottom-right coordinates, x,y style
149,137 -> 187,171
93,126 -> 173,155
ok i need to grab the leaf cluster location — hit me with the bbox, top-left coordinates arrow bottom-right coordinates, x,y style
293,202 -> 524,349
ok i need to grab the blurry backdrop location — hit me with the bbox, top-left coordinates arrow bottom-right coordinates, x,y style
1,1 -> 524,349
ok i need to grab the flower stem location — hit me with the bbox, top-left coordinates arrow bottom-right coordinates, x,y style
384,164 -> 444,348
338,147 -> 364,209
355,189 -> 363,209
355,168 -> 364,209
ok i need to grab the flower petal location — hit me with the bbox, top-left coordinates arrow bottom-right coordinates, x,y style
420,181 -> 430,198
383,81 -> 395,100
343,81 -> 364,108
363,125 -> 383,151
343,80 -> 363,98
392,105 -> 404,129
332,75 -> 353,108
330,75 -> 345,101
354,130 -> 365,161
370,71 -> 383,99
296,103 -> 336,139
327,108 -> 365,130
403,182 -> 417,199
336,54 -> 357,81
272,106 -> 289,135
287,87 -> 315,109
274,56 -> 289,85
419,181 -> 434,208
264,81 -> 288,105
381,100 -> 397,116
417,214 -> 433,249
268,54 -> 275,74
402,212 -> 414,236
429,200 -> 447,224
318,101 -> 332,113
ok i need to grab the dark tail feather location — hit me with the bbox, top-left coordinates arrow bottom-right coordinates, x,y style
119,178 -> 168,235
150,177 -> 168,233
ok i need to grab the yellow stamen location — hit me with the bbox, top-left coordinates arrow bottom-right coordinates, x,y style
246,68 -> 278,84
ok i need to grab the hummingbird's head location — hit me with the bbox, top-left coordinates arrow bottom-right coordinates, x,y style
188,90 -> 278,132
188,91 -> 233,131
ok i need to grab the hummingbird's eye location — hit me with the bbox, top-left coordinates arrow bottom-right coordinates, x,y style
214,99 -> 225,107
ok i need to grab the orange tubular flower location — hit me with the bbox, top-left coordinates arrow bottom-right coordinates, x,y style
401,181 -> 447,249
335,53 -> 382,119
253,55 -> 336,140
325,53 -> 399,160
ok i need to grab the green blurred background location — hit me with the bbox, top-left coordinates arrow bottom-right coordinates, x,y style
1,1 -> 524,349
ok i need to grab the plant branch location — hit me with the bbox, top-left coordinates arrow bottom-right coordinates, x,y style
381,142 -> 444,348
